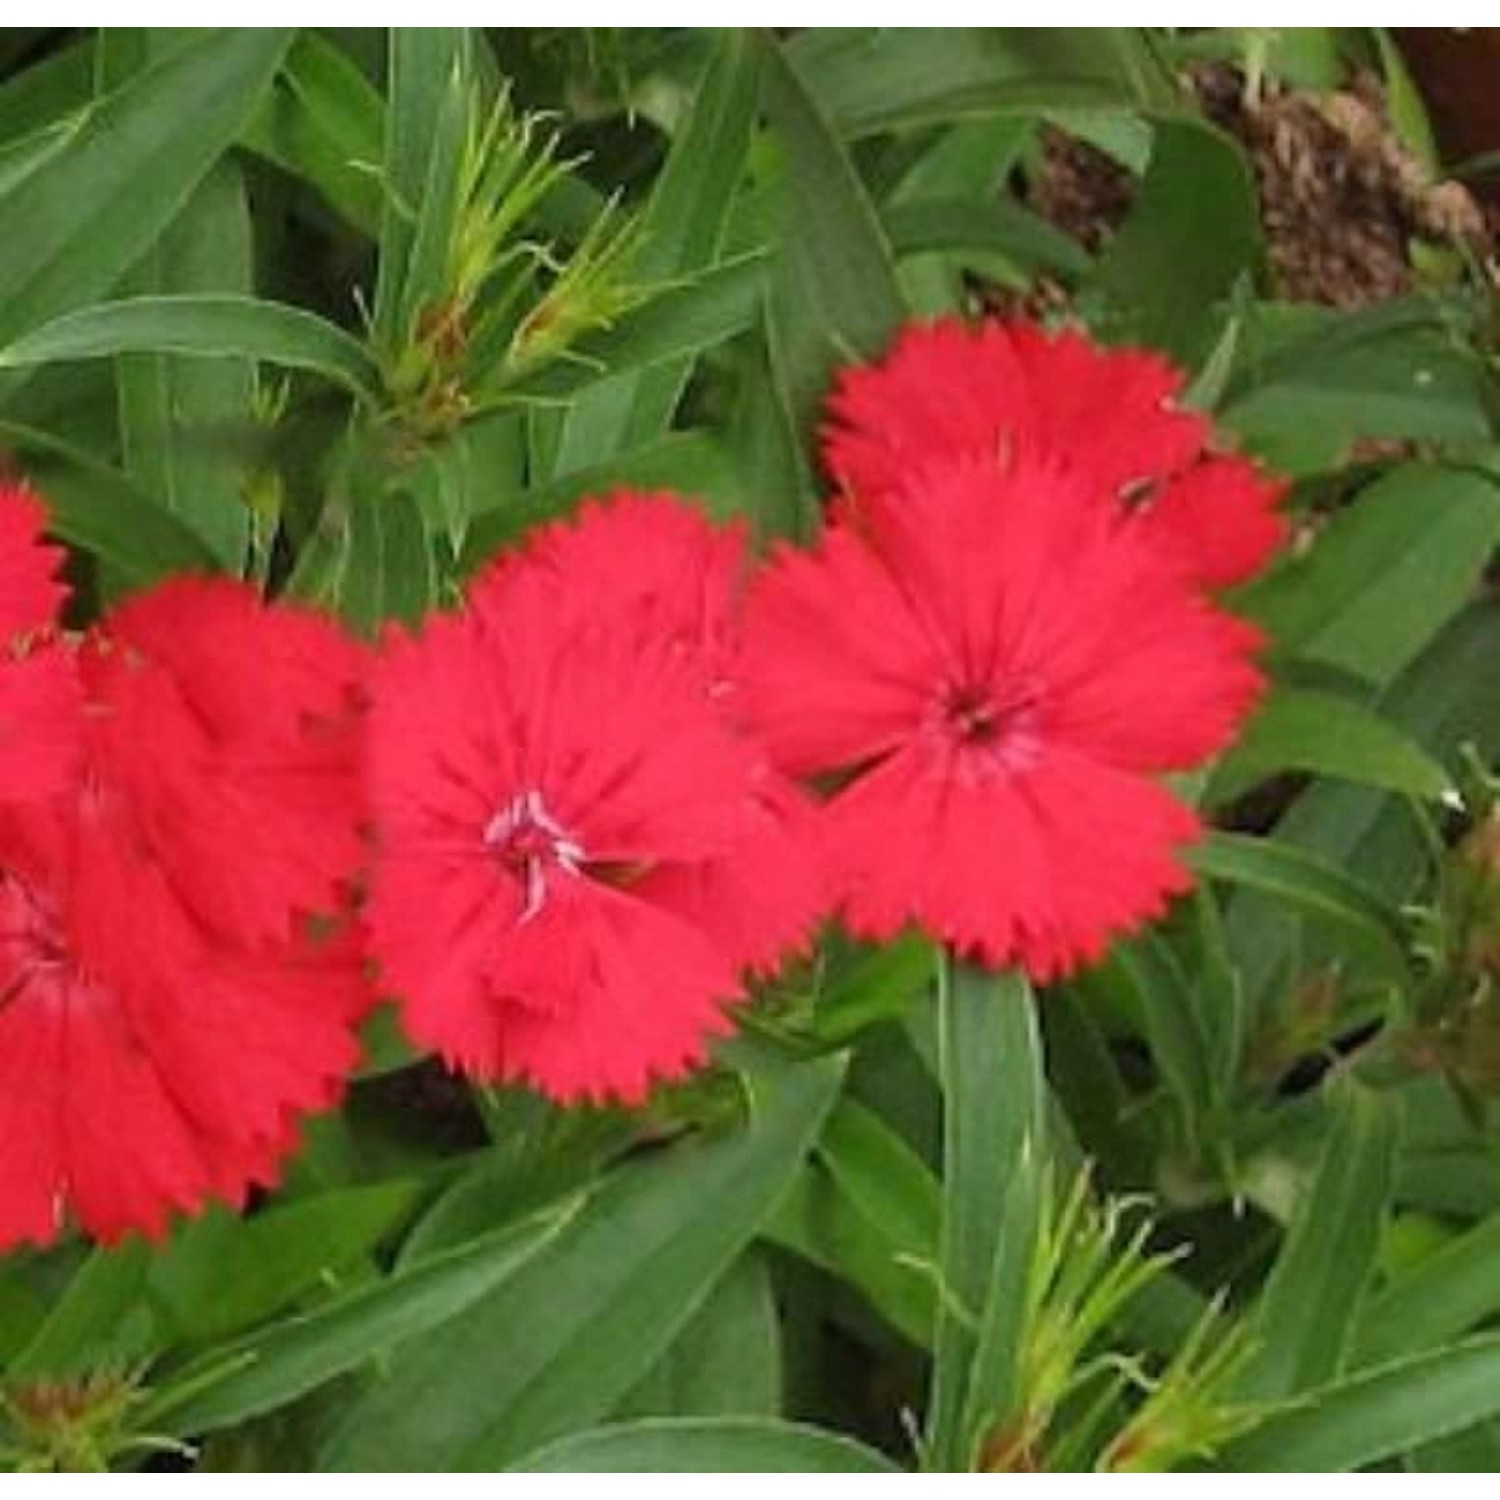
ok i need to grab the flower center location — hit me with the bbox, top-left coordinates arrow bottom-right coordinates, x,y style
929,680 -> 1042,775
483,790 -> 585,924
944,685 -> 1007,746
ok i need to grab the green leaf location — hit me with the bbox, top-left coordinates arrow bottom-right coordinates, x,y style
819,1099 -> 940,1267
0,29 -> 292,354
726,322 -> 814,541
1241,462 -> 1500,688
883,117 -> 1042,312
396,1100 -> 626,1269
889,116 -> 1036,204
789,29 -> 1177,137
765,1092 -> 942,1350
0,294 -> 381,403
1388,1078 -> 1500,1223
1189,831 -> 1411,983
1040,983 -> 1152,1185
1178,890 -> 1247,1107
555,29 -> 762,472
337,489 -> 436,632
1206,686 -> 1455,807
616,1251 -> 780,1419
1105,932 -> 1219,1146
126,172 -> 257,572
509,1417 -> 901,1473
393,45 -> 470,353
761,32 -> 905,442
141,1195 -> 582,1439
1286,604 -> 1500,904
883,195 -> 1092,279
96,29 -> 256,573
371,407 -> 527,559
0,1266 -> 45,1365
372,28 -> 467,349
927,962 -> 1046,1471
1220,301 -> 1493,473
1239,1083 -> 1401,1402
810,933 -> 936,1048
240,30 -> 385,237
1228,603 -> 1500,1013
1095,117 -> 1260,361
0,112 -> 86,200
0,418 -> 221,585
320,1047 -> 844,1470
1371,29 -> 1439,171
767,1162 -> 936,1350
1226,1334 -> 1500,1472
0,36 -> 93,145
1356,1210 -> 1500,1367
1408,1417 -> 1500,1473
148,1181 -> 423,1347
959,1157 -> 1047,1469
10,1242 -> 155,1378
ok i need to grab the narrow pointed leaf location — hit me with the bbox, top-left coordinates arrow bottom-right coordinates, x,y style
1189,831 -> 1411,983
0,29 -> 292,351
372,27 -> 466,347
10,1242 -> 154,1378
555,29 -> 762,471
927,962 -> 1046,1470
616,1252 -> 780,1419
1355,1210 -> 1500,1367
1239,1084 -> 1401,1402
761,32 -> 904,440
1227,1335 -> 1500,1472
141,1196 -> 582,1438
0,295 -> 381,403
510,1417 -> 901,1473
1207,686 -> 1455,807
147,1182 -> 423,1348
95,24 -> 256,574
1095,117 -> 1260,361
1240,461 -> 1500,689
788,29 -> 1177,137
321,1048 -> 844,1470
240,30 -> 385,236
338,489 -> 436,632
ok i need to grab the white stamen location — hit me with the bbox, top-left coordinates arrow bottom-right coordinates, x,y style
484,789 -> 585,925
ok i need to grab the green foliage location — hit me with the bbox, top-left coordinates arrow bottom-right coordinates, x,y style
510,1416 -> 901,1472
2,24 -> 1499,1473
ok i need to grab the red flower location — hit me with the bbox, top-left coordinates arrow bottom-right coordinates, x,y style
0,494 -> 369,1248
479,492 -> 825,976
0,480 -> 66,644
87,578 -> 367,949
365,493 -> 823,1104
740,453 -> 1265,978
823,318 -> 1285,589
489,491 -> 747,684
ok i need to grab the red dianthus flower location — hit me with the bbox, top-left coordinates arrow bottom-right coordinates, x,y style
0,480 -> 67,643
0,494 -> 369,1248
740,453 -> 1265,978
364,492 -> 823,1104
823,318 -> 1286,589
481,492 -> 825,977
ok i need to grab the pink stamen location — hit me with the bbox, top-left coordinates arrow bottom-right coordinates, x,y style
483,790 -> 586,924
